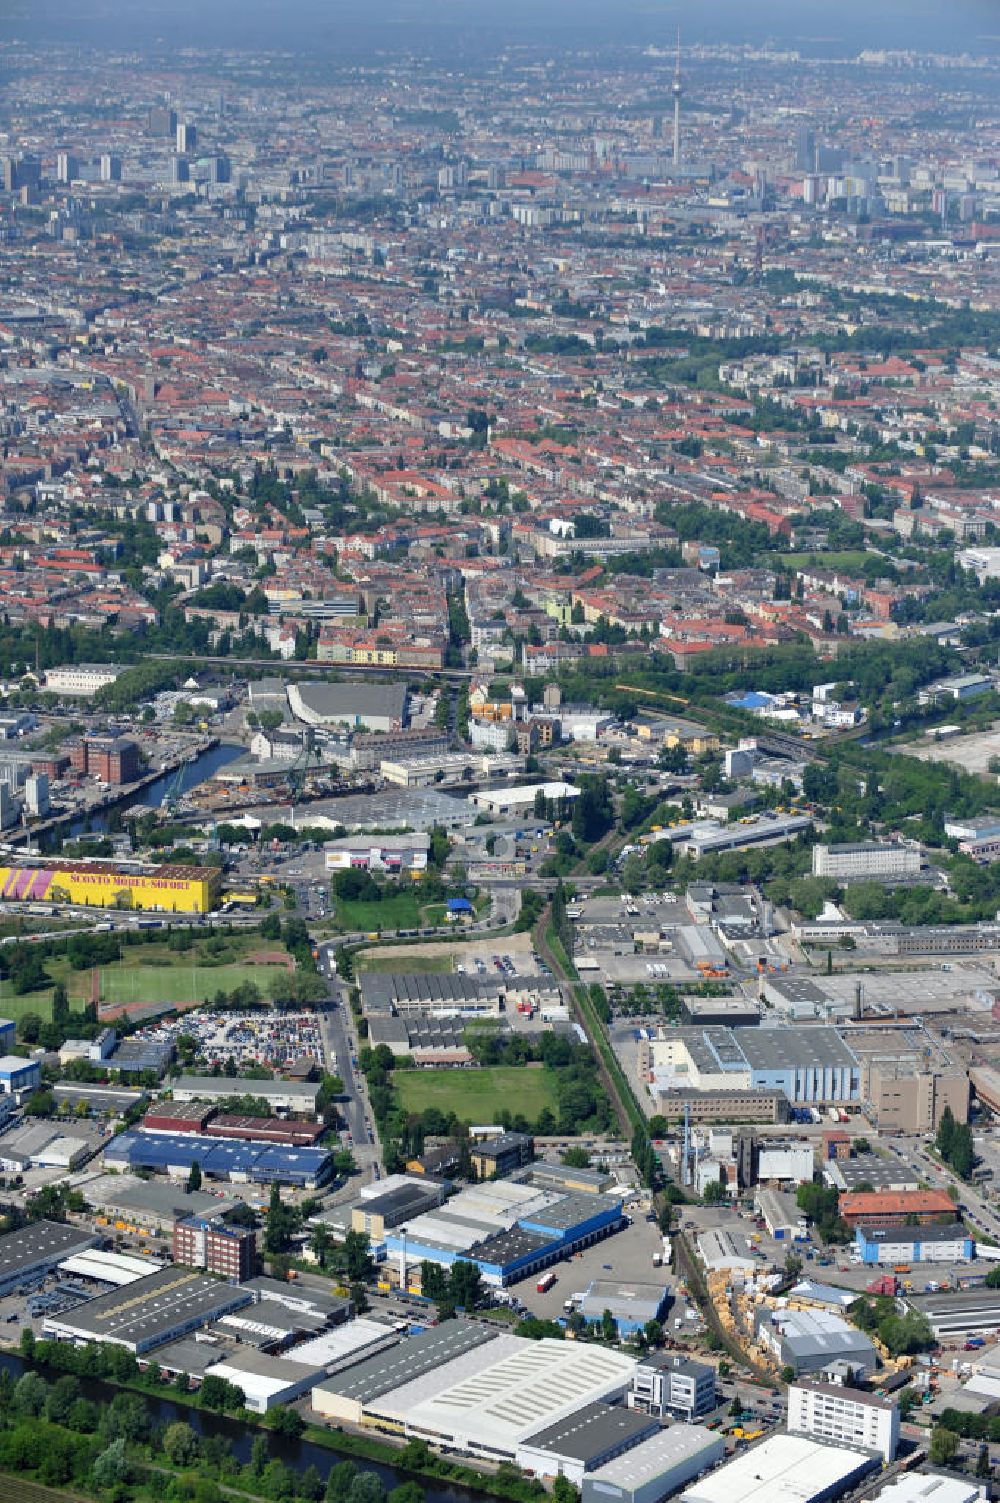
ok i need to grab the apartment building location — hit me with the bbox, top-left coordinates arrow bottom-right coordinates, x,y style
787,1381 -> 899,1462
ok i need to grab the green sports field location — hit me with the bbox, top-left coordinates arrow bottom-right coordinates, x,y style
394,1066 -> 559,1123
71,962 -> 289,1006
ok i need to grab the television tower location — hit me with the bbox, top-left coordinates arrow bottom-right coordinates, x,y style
672,28 -> 682,168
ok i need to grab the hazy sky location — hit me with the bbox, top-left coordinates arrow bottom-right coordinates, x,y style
5,0 -> 1000,56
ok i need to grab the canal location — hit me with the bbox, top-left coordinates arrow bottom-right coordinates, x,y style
71,741 -> 245,836
0,1350 -> 487,1503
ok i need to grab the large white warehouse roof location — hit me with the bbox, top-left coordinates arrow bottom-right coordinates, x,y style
680,1435 -> 874,1503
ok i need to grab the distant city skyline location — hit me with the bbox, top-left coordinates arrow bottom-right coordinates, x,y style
5,0 -> 1000,57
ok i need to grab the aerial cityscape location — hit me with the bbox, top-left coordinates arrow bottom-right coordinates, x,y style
9,4 -> 1000,1503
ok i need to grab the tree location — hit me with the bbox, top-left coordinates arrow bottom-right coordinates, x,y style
270,1406 -> 305,1439
929,1427 -> 960,1466
163,1421 -> 199,1468
91,1437 -> 131,1492
13,1371 -> 46,1417
251,1435 -> 269,1477
703,1180 -> 727,1205
601,1308 -> 617,1344
265,1181 -> 293,1255
187,1159 -> 202,1192
301,1466 -> 326,1502
553,1477 -> 580,1503
730,1396 -> 744,1418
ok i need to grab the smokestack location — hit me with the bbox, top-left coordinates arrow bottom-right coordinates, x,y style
853,982 -> 863,1022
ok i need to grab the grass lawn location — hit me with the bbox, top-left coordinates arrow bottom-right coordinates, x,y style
779,550 -> 872,572
69,961 -> 289,1007
333,891 -> 425,933
0,986 -> 53,1023
394,1065 -> 559,1123
355,951 -> 454,974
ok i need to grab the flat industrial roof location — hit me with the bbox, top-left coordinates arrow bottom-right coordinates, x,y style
379,1337 -> 637,1452
587,1424 -> 722,1490
680,1435 -> 875,1503
521,1401 -> 654,1462
0,1219 -> 96,1280
45,1266 -> 252,1347
313,1320 -> 498,1405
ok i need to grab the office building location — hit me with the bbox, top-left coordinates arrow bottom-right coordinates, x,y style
55,152 -> 78,184
147,106 -> 178,137
811,843 -> 922,882
630,1354 -> 715,1421
787,1381 -> 899,1462
24,774 -> 49,817
42,664 -> 122,697
169,155 -> 190,185
176,122 -> 197,155
470,1133 -> 535,1179
99,154 -> 122,182
173,1215 -> 256,1281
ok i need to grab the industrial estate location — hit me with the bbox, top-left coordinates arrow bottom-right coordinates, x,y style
6,9 -> 1000,1503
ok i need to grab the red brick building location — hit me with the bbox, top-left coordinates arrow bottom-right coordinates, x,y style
68,735 -> 141,785
173,1215 -> 256,1281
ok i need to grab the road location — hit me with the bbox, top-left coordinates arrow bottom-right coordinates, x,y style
315,940 -> 381,1182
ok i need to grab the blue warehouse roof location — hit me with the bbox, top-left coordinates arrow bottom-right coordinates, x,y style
104,1129 -> 332,1187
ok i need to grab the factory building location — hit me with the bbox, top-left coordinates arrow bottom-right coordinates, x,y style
42,1266 -> 253,1354
679,1435 -> 878,1503
0,1057 -> 40,1095
104,1130 -> 332,1189
170,1075 -> 319,1114
854,1222 -> 973,1266
581,1426 -> 724,1503
0,859 -> 220,914
577,1282 -> 670,1337
839,1189 -> 956,1229
516,1402 -> 659,1487
68,735 -> 141,785
384,1178 -> 624,1288
648,1026 -> 859,1106
0,1220 -> 99,1295
754,1307 -> 877,1377
787,1381 -> 899,1462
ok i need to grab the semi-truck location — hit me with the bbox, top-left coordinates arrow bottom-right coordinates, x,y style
536,1271 -> 557,1293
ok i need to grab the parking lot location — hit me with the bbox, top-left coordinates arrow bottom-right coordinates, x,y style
128,1009 -> 327,1073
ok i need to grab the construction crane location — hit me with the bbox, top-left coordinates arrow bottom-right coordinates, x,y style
160,760 -> 188,814
287,727 -> 322,801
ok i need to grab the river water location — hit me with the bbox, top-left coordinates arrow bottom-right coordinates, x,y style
0,1349 -> 484,1503
71,741 -> 245,835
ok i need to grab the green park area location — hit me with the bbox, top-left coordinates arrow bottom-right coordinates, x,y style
394,1065 -> 560,1123
332,890 -> 425,934
779,550 -> 872,572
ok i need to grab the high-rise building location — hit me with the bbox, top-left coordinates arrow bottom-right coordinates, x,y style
56,152 -> 78,184
795,127 -> 816,172
147,105 -> 178,138
169,155 -> 190,185
672,29 -> 683,168
24,774 -> 49,818
99,154 -> 122,183
2,156 -> 40,193
176,122 -> 197,155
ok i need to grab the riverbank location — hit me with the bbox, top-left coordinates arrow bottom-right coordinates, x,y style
3,1341 -> 546,1503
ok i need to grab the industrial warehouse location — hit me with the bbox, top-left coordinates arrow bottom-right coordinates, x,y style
0,857 -> 222,913
103,1129 -> 334,1189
